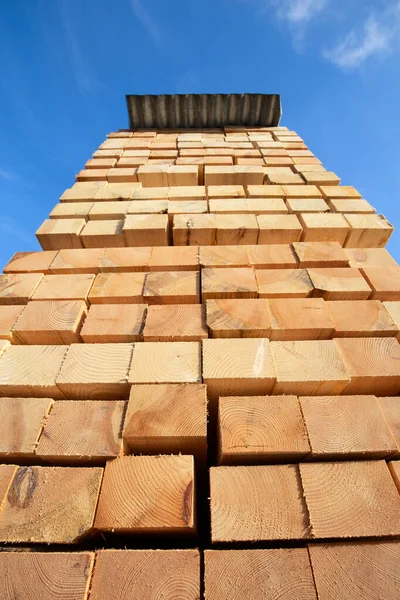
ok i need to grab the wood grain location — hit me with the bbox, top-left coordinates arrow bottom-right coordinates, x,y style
80,303 -> 147,342
206,298 -> 271,338
149,245 -> 199,271
36,218 -> 85,250
257,214 -> 302,244
292,241 -> 349,267
210,465 -> 310,542
143,271 -> 200,304
36,400 -> 125,464
362,267 -> 400,300
3,250 -> 58,274
99,247 -> 151,272
299,460 -> 400,538
48,248 -> 104,274
255,269 -> 313,298
123,383 -> 207,457
123,214 -> 169,246
202,267 -> 258,299
80,219 -> 125,248
246,244 -> 298,269
271,340 -> 350,395
0,273 -> 43,305
13,300 -> 87,344
94,455 -> 195,534
56,343 -> 133,399
218,395 -> 310,464
267,297 -> 335,340
88,272 -> 146,303
326,299 -> 398,337
199,246 -> 250,268
377,396 -> 400,455
334,337 -> 400,395
31,273 -> 95,304
143,304 -> 207,341
308,267 -> 371,300
0,345 -> 68,398
0,465 -> 103,543
90,550 -> 200,600
0,397 -> 53,458
0,552 -> 94,600
300,395 -> 397,458
129,341 -> 201,384
0,305 -> 25,342
203,338 -> 276,403
204,548 -> 317,600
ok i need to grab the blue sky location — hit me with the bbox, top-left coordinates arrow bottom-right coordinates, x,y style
1,0 -> 400,267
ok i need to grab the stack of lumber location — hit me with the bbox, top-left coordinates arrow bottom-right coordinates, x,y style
0,124 -> 399,599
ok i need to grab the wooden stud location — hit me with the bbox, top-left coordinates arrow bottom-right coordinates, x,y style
0,345 -> 68,398
206,298 -> 271,338
287,198 -> 330,213
88,201 -> 131,220
137,164 -> 169,187
143,304 -> 207,341
199,246 -> 249,268
168,185 -> 206,200
88,273 -> 146,304
80,304 -> 147,342
299,213 -> 350,244
204,548 -> 317,600
292,241 -> 349,267
256,269 -> 313,298
167,165 -> 198,186
13,300 -> 87,344
326,300 -> 398,337
344,213 -> 393,247
388,461 -> 400,492
48,248 -> 104,274
76,169 -> 109,182
344,247 -> 399,269
94,183 -> 137,201
204,166 -> 236,186
0,552 -> 95,600
129,199 -> 168,214
0,273 -> 43,305
282,184 -> 322,198
90,550 -> 200,600
246,244 -> 298,269
123,214 -> 169,247
300,395 -> 397,458
85,158 -> 117,169
218,395 -> 310,464
0,305 -> 24,342
328,198 -> 376,213
173,214 -> 216,246
383,301 -> 400,340
61,182 -> 106,202
149,246 -> 199,271
362,267 -> 400,300
107,167 -> 137,183
168,200 -> 207,224
94,455 -> 195,534
36,400 -> 125,464
80,219 -> 125,248
207,185 -> 245,198
3,250 -> 58,274
202,267 -> 258,299
210,465 -> 310,542
56,343 -> 133,399
49,201 -> 93,220
99,247 -> 152,272
308,267 -> 371,300
334,337 -> 400,395
233,165 -> 265,185
0,465 -> 103,543
267,298 -> 335,340
319,185 -> 362,199
31,274 -> 95,304
123,383 -> 207,457
309,541 -> 400,600
129,341 -> 201,384
378,397 -> 400,455
271,339 -> 350,395
131,186 -> 169,200
0,397 -> 53,459
257,215 -> 302,244
36,219 -> 85,250
202,338 -> 276,402
299,460 -> 400,538
247,185 -> 285,198
143,271 -> 200,304
301,171 -> 341,185
215,214 -> 259,245
265,171 -> 304,185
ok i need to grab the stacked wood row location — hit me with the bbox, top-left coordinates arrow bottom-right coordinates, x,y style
1,124 -> 399,599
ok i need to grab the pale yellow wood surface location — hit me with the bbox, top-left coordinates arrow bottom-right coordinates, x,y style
206,298 -> 271,338
129,341 -> 201,384
143,304 -> 207,341
36,219 -> 85,250
88,272 -> 145,303
292,241 -> 349,267
31,273 -> 95,304
267,297 -> 335,340
13,300 -> 87,344
256,269 -> 313,298
0,273 -> 43,304
202,267 -> 258,299
80,219 -> 125,248
48,248 -> 104,274
326,299 -> 398,337
0,397 -> 53,457
308,267 -> 371,300
80,303 -> 147,342
144,271 -> 200,304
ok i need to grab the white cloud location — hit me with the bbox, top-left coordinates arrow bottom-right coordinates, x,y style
272,0 -> 328,24
131,0 -> 161,45
324,15 -> 392,69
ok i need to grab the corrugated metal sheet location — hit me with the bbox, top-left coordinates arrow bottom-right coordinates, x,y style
126,94 -> 281,129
